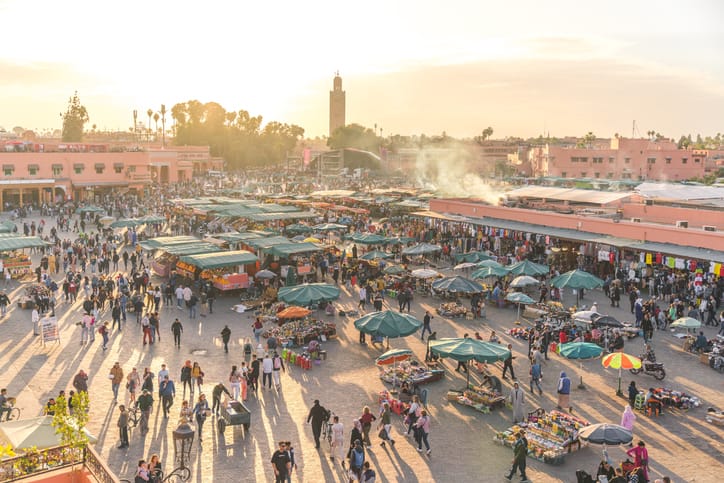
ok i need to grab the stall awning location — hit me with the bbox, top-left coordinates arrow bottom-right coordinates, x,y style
113,162 -> 124,168
624,241 -> 724,264
94,163 -> 105,169
27,164 -> 39,169
243,236 -> 292,250
213,232 -> 263,243
51,164 -> 63,170
0,236 -> 50,251
267,242 -> 322,258
179,250 -> 258,270
162,243 -> 221,256
139,235 -> 200,250
2,164 -> 14,170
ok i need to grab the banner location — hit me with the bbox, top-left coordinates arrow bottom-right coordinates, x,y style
41,316 -> 60,345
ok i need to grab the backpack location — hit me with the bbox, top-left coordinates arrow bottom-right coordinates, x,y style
273,357 -> 282,370
351,447 -> 364,469
181,366 -> 191,382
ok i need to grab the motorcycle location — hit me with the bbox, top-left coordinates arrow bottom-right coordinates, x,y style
629,353 -> 666,380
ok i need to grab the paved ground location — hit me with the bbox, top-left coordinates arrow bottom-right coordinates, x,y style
1,213 -> 722,482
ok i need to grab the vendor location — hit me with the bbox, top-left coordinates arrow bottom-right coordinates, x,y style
481,374 -> 502,394
488,331 -> 500,344
693,331 -> 708,353
645,387 -> 663,416
596,460 -> 615,481
399,381 -> 414,402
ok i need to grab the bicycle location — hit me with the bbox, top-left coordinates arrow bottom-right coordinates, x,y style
126,406 -> 141,429
2,400 -> 20,421
321,411 -> 335,450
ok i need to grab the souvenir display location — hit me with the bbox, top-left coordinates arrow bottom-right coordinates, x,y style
262,318 -> 336,346
436,302 -> 469,318
378,360 -> 444,387
452,384 -> 505,413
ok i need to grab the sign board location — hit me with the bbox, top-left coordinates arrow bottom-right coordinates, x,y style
41,316 -> 60,345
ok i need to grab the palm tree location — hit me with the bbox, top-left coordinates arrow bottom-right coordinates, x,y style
153,112 -> 160,138
146,109 -> 153,141
133,110 -> 138,142
160,104 -> 167,147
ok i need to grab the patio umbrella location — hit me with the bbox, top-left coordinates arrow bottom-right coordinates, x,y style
572,310 -> 601,322
254,269 -> 277,279
349,233 -> 388,245
578,423 -> 632,446
277,306 -> 312,319
0,416 -> 97,452
591,315 -> 623,328
303,237 -> 321,243
670,317 -> 701,330
75,205 -> 105,214
431,276 -> 483,294
360,250 -> 393,260
313,223 -> 348,232
99,215 -> 114,226
138,214 -> 166,224
505,292 -> 536,320
551,269 -> 604,290
376,348 -> 413,387
410,268 -> 440,279
453,262 -> 478,270
383,264 -> 407,275
507,260 -> 549,276
277,283 -> 340,305
509,275 -> 540,288
354,310 -> 423,348
291,235 -> 306,242
559,342 -> 604,389
602,352 -> 642,396
471,266 -> 510,279
110,218 -> 140,229
385,236 -> 416,245
476,260 -> 504,269
429,338 -> 511,386
402,243 -> 442,256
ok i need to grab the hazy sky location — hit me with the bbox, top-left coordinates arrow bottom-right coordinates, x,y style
1,0 -> 723,139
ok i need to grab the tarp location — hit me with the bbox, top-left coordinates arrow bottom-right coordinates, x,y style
244,236 -> 292,250
162,243 -> 221,256
139,236 -> 199,250
0,236 -> 50,250
0,416 -> 97,451
179,250 -> 258,269
267,242 -> 321,257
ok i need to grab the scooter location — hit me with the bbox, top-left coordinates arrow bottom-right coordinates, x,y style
629,354 -> 666,380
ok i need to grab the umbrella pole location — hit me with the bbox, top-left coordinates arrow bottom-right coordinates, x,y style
466,364 -> 471,388
616,366 -> 623,397
577,362 -> 586,390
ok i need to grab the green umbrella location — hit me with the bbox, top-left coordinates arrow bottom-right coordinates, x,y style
471,266 -> 509,279
354,310 -> 423,348
110,218 -> 141,229
429,338 -> 511,386
402,243 -> 442,256
277,283 -> 340,305
454,251 -> 493,263
431,276 -> 483,294
551,269 -> 604,290
507,260 -> 549,276
349,233 -> 388,245
559,342 -> 603,389
383,264 -> 407,275
360,250 -> 393,260
285,223 -> 313,234
505,292 -> 535,320
385,236 -> 416,245
313,223 -> 348,232
476,260 -> 504,269
138,214 -> 166,224
285,266 -> 297,287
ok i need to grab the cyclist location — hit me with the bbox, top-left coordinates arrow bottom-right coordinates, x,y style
0,389 -> 14,421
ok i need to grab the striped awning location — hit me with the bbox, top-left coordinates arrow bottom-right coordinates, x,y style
113,162 -> 124,168
2,164 -> 14,170
52,164 -> 63,169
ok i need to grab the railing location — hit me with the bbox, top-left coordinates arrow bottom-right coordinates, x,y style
0,445 -> 82,481
83,445 -> 122,483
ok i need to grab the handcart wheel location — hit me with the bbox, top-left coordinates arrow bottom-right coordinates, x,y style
217,419 -> 226,434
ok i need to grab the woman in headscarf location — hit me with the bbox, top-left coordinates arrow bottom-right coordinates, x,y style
556,371 -> 571,412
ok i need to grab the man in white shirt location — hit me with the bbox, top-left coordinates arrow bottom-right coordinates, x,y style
182,286 -> 192,306
358,286 -> 367,310
175,285 -> 184,309
31,307 -> 40,336
331,415 -> 345,463
157,363 -> 169,403
261,353 -> 274,390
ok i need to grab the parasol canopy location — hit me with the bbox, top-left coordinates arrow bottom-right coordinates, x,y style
509,275 -> 541,288
505,292 -> 536,304
572,310 -> 601,322
276,306 -> 312,319
602,352 -> 641,369
410,268 -> 440,279
285,223 -> 313,233
254,269 -> 277,279
313,223 -> 348,232
670,317 -> 701,330
431,276 -> 483,294
75,205 -> 105,214
277,283 -> 341,305
354,310 -> 423,338
402,243 -> 442,256
454,251 -> 493,263
99,215 -> 114,225
471,266 -> 510,279
360,250 -> 393,260
551,269 -> 604,290
507,260 -> 549,276
110,218 -> 140,229
578,423 -> 633,446
453,262 -> 478,270
591,315 -> 623,328
429,338 -> 510,363
559,342 -> 603,360
385,236 -> 416,245
383,264 -> 407,275
348,233 -> 388,245
0,416 -> 97,452
303,237 -> 321,243
375,348 -> 413,366
476,260 -> 504,269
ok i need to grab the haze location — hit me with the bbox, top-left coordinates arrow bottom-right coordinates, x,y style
1,0 -> 722,139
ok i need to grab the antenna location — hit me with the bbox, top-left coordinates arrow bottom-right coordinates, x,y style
632,120 -> 636,138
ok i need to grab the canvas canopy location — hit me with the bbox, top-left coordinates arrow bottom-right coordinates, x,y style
179,250 -> 258,269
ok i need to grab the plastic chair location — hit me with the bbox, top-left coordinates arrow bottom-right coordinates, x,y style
634,393 -> 646,411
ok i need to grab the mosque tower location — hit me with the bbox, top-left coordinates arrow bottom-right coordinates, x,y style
329,71 -> 346,137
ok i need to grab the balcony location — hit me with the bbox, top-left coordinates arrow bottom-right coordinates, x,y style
0,445 -> 119,482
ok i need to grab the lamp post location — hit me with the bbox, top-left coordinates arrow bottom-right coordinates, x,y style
162,422 -> 193,481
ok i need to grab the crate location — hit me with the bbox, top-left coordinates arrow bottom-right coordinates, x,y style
700,354 -> 710,364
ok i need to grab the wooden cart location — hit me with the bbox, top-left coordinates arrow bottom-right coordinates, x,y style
217,400 -> 251,434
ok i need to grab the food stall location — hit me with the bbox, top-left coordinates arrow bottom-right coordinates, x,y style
0,236 -> 49,279
1,252 -> 32,279
495,409 -> 590,465
448,384 -> 505,414
378,360 -> 444,387
177,250 -> 259,290
151,242 -> 221,277
261,318 -> 337,347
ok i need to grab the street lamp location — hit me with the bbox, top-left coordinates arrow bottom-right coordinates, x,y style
163,422 -> 193,481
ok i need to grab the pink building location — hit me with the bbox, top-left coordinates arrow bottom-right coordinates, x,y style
0,142 -> 215,207
530,137 -> 720,181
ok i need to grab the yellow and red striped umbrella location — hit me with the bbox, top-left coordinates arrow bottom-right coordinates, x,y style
601,352 -> 641,370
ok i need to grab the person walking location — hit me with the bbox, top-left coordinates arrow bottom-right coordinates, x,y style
621,404 -> 636,438
72,370 -> 89,394
171,318 -> 183,348
229,366 -> 242,400
191,362 -> 204,396
413,409 -> 431,455
271,441 -> 292,483
127,368 -> 141,404
272,351 -> 285,389
504,430 -> 529,481
0,291 -> 10,317
98,322 -> 110,350
180,361 -> 192,399
502,344 -> 516,379
206,286 -> 216,314
307,399 -> 328,449
109,362 -> 124,401
136,389 -> 154,435
510,382 -> 526,424
159,376 -> 175,418
358,285 -> 367,310
220,325 -> 231,353
421,311 -> 433,340
349,439 -> 366,481
331,415 -> 345,462
556,371 -> 572,412
405,395 -> 421,436
192,394 -> 209,443
262,353 -> 273,390
529,357 -> 543,396
31,307 -> 40,336
212,382 -> 231,415
359,405 -> 377,448
378,402 -> 395,448
117,405 -> 129,449
249,354 -> 260,394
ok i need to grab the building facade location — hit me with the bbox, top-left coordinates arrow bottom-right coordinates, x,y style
0,141 -> 214,207
529,137 -> 722,181
329,72 -> 346,137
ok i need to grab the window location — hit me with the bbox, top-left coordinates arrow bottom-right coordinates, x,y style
608,157 -> 615,163
682,158 -> 687,164
694,158 -> 701,163
570,157 -> 578,163
28,165 -> 39,175
647,158 -> 656,164
665,157 -> 672,164
594,172 -> 600,178
113,163 -> 124,174
3,166 -> 13,176
606,172 -> 614,178
593,157 -> 603,164
622,173 -> 632,179
579,157 -> 588,163
95,163 -> 105,174
624,157 -> 631,164
580,172 -> 587,177
561,172 -> 567,178
73,164 -> 84,174
52,165 -> 63,176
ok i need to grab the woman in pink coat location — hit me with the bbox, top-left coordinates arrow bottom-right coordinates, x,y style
626,440 -> 649,481
621,404 -> 636,432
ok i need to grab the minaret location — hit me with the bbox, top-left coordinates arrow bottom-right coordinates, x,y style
329,71 -> 346,137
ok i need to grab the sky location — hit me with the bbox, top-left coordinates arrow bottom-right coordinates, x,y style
1,0 -> 723,140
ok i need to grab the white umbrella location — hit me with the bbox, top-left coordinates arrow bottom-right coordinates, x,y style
572,310 -> 601,322
510,275 -> 540,288
454,262 -> 478,270
411,268 -> 440,279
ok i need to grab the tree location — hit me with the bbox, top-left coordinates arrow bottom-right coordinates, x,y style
50,392 -> 90,452
159,104 -> 167,147
153,112 -> 160,135
60,92 -> 89,142
327,123 -> 379,151
146,109 -> 153,141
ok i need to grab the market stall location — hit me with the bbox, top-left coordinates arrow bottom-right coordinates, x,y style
151,242 -> 220,277
378,359 -> 444,388
262,318 -> 337,347
177,250 -> 259,290
436,302 -> 470,318
0,236 -> 48,279
1,251 -> 32,279
494,409 -> 590,465
448,384 -> 505,414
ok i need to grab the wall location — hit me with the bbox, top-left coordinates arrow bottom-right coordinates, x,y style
622,203 -> 724,230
